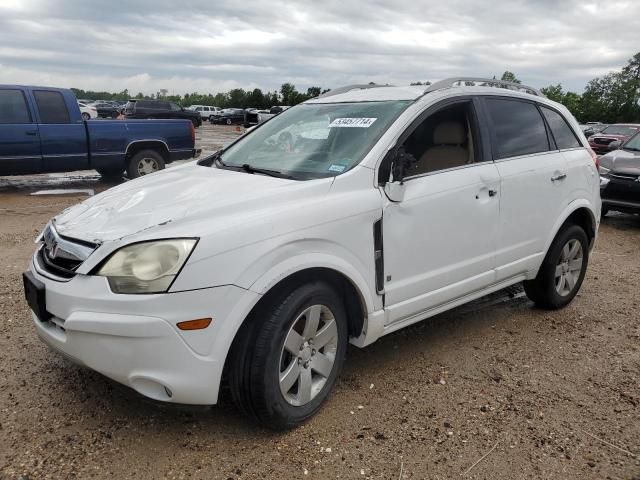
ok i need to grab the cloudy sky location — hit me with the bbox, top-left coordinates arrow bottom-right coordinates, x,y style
0,0 -> 638,96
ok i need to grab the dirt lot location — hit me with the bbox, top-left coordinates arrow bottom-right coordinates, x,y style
0,125 -> 638,479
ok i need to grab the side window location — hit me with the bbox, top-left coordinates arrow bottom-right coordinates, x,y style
485,98 -> 549,159
170,103 -> 181,111
402,101 -> 479,176
540,107 -> 581,150
0,89 -> 32,124
33,90 -> 70,124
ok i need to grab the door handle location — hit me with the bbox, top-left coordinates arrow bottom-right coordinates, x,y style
551,173 -> 567,182
488,189 -> 498,197
25,130 -> 38,136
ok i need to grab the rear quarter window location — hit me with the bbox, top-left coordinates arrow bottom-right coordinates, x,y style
0,89 -> 31,124
485,98 -> 549,159
33,90 -> 70,124
540,107 -> 581,150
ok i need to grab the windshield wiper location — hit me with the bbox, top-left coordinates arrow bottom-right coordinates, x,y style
241,163 -> 292,179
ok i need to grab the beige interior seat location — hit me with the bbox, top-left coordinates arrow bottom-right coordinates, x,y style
413,121 -> 469,174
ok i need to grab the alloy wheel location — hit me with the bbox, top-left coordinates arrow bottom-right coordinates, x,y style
279,304 -> 338,406
137,157 -> 159,176
554,239 -> 583,296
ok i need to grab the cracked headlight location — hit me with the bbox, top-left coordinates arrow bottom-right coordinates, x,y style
96,239 -> 197,294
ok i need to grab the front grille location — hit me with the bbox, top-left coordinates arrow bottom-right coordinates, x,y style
36,224 -> 97,280
38,247 -> 81,279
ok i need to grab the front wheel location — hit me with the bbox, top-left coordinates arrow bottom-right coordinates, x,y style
126,149 -> 165,178
523,224 -> 589,309
226,118 -> 232,125
229,281 -> 348,430
81,112 -> 90,121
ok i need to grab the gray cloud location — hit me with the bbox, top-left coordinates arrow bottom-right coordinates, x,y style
0,0 -> 638,95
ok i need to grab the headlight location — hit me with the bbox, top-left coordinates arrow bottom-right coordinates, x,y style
96,239 -> 197,294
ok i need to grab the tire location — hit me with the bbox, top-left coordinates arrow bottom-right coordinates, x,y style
95,166 -> 124,178
111,111 -> 119,119
229,281 -> 348,430
226,118 -> 232,125
191,118 -> 199,128
601,207 -> 609,218
81,112 -> 90,121
523,224 -> 589,309
126,149 -> 165,179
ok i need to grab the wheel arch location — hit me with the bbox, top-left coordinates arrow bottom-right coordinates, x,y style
545,200 -> 598,254
125,140 -> 170,163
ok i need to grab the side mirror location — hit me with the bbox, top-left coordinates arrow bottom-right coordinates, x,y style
383,147 -> 415,202
608,140 -> 621,150
384,181 -> 406,202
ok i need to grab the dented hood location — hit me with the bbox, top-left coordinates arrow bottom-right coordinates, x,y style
53,163 -> 325,243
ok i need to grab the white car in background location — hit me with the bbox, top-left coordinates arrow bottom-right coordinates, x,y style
77,102 -> 98,121
188,105 -> 221,120
25,78 -> 600,430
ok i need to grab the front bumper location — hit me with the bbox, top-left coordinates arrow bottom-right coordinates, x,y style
27,257 -> 259,405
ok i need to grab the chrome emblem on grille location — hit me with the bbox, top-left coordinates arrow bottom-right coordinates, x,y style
41,223 -> 95,262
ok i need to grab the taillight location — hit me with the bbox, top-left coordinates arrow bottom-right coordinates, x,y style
587,147 -> 599,169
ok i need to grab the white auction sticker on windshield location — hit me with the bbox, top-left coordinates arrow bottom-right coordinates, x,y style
329,117 -> 377,128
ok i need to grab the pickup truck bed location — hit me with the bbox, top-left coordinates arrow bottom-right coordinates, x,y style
0,85 -> 198,178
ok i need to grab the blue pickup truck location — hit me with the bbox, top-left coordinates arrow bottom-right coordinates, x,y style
0,85 -> 199,178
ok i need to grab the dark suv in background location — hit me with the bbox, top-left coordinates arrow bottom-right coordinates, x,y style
124,100 -> 202,127
599,131 -> 640,216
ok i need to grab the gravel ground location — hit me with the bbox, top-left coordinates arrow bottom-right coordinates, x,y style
0,126 -> 638,479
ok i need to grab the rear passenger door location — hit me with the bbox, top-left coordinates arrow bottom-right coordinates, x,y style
32,90 -> 89,173
0,88 -> 42,174
480,97 -> 569,281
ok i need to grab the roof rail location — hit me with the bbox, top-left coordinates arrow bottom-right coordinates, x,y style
424,77 -> 545,97
316,83 -> 391,99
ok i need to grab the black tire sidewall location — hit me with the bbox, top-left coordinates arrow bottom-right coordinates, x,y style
250,282 -> 348,429
538,224 -> 589,308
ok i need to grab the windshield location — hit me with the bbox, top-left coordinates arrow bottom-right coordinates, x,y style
601,125 -> 639,136
216,101 -> 410,180
623,132 -> 640,151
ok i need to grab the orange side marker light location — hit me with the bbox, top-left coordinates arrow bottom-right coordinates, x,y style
177,318 -> 212,331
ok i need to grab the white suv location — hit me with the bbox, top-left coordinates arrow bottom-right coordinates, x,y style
188,105 -> 221,120
24,78 -> 600,429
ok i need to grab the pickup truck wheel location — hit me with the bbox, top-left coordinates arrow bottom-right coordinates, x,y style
523,224 -> 589,309
229,281 -> 348,430
225,118 -> 232,125
127,150 -> 165,178
81,112 -> 90,121
191,118 -> 199,128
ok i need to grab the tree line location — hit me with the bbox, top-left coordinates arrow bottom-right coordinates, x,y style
71,51 -> 639,123
70,83 -> 327,110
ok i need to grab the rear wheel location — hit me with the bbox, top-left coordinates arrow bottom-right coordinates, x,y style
126,149 -> 165,178
523,224 -> 589,309
226,118 -> 232,125
229,281 -> 348,430
81,112 -> 90,121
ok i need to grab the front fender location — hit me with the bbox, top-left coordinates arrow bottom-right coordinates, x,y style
246,250 -> 378,316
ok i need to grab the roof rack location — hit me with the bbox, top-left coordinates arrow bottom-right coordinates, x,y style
424,77 -> 545,97
316,83 -> 391,99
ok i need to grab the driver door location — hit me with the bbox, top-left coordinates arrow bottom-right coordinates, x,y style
381,98 -> 501,326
